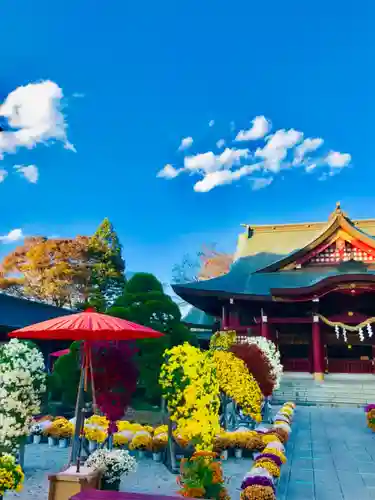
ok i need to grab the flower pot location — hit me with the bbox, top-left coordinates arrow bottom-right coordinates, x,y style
33,435 -> 41,445
102,479 -> 120,491
88,441 -> 98,453
27,435 -> 33,445
152,452 -> 162,462
59,438 -> 68,448
137,450 -> 146,459
234,448 -> 243,459
221,450 -> 228,461
48,437 -> 57,447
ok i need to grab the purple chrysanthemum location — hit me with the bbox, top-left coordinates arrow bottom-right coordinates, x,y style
365,404 -> 375,413
241,475 -> 275,492
255,453 -> 283,467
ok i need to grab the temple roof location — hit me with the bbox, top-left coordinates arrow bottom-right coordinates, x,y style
173,204 -> 375,310
0,293 -> 72,329
234,202 -> 375,264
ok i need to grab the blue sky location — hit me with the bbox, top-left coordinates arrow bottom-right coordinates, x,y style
0,0 -> 374,288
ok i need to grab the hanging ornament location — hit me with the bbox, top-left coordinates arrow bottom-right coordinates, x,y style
367,323 -> 373,338
359,328 -> 365,342
335,325 -> 340,339
343,328 -> 348,343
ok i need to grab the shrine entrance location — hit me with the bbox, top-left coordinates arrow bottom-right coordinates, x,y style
276,325 -> 312,373
326,343 -> 374,374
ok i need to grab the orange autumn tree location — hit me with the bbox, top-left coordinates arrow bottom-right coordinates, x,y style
0,236 -> 91,307
198,244 -> 232,281
172,243 -> 232,284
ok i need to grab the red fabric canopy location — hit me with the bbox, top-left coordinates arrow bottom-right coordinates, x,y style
50,349 -> 70,357
8,308 -> 164,341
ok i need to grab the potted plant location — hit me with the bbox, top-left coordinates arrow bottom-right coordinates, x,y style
58,421 -> 74,448
84,426 -> 107,453
151,433 -> 167,462
178,451 -> 230,499
0,453 -> 24,498
86,449 -> 137,492
113,432 -> 129,449
43,420 -> 57,447
129,433 -> 152,459
232,432 -> 245,459
30,423 -> 43,445
213,434 -> 230,461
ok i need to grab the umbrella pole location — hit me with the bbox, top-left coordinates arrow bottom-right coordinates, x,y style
69,368 -> 85,465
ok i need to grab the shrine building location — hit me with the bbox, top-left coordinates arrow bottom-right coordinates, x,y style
174,203 -> 375,381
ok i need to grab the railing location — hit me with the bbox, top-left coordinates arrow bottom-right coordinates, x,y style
328,359 -> 373,374
282,358 -> 311,372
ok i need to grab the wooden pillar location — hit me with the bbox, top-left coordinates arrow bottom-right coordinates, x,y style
312,315 -> 324,381
261,314 -> 270,339
221,304 -> 228,329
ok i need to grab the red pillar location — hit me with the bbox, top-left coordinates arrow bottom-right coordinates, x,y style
312,315 -> 324,381
261,315 -> 270,339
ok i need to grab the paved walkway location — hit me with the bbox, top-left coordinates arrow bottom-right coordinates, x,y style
279,406 -> 375,500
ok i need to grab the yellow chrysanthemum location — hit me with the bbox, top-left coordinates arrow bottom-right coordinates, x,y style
160,343 -> 221,450
213,350 -> 263,421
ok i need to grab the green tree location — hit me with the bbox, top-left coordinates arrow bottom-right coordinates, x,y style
87,218 -> 126,310
50,341 -> 81,408
107,272 -> 196,403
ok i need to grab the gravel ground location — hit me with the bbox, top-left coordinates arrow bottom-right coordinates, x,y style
4,444 -> 252,499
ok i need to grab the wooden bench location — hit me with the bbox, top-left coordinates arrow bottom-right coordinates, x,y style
70,490 -> 188,500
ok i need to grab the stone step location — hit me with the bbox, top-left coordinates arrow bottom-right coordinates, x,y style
273,376 -> 375,406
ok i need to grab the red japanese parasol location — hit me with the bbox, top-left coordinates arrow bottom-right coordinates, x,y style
9,308 -> 164,465
9,307 -> 163,341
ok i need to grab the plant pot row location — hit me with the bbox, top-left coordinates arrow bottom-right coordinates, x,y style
30,435 -> 70,448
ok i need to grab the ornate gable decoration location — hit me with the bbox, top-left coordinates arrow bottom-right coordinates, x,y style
257,203 -> 375,273
299,238 -> 375,268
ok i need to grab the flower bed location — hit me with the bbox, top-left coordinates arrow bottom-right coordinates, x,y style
28,415 -> 169,457
240,402 -> 296,500
365,404 -> 375,431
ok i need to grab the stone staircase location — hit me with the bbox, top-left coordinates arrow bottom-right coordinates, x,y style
272,372 -> 375,407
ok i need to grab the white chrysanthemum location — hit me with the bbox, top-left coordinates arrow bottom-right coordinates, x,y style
0,339 -> 46,451
86,449 -> 137,483
243,336 -> 283,389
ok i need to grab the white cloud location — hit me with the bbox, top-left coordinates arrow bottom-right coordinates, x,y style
72,92 -> 85,98
251,177 -> 273,191
0,80 -> 75,159
305,163 -> 317,173
255,128 -> 303,172
230,121 -> 236,131
294,138 -> 324,165
325,151 -> 351,169
184,148 -> 249,175
157,163 -> 180,179
178,136 -> 193,151
184,151 -> 217,173
14,164 -> 39,183
209,120 -> 215,127
218,148 -> 249,168
194,164 -> 261,192
0,169 -> 7,182
235,116 -> 271,142
0,228 -> 24,243
158,116 -> 352,193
